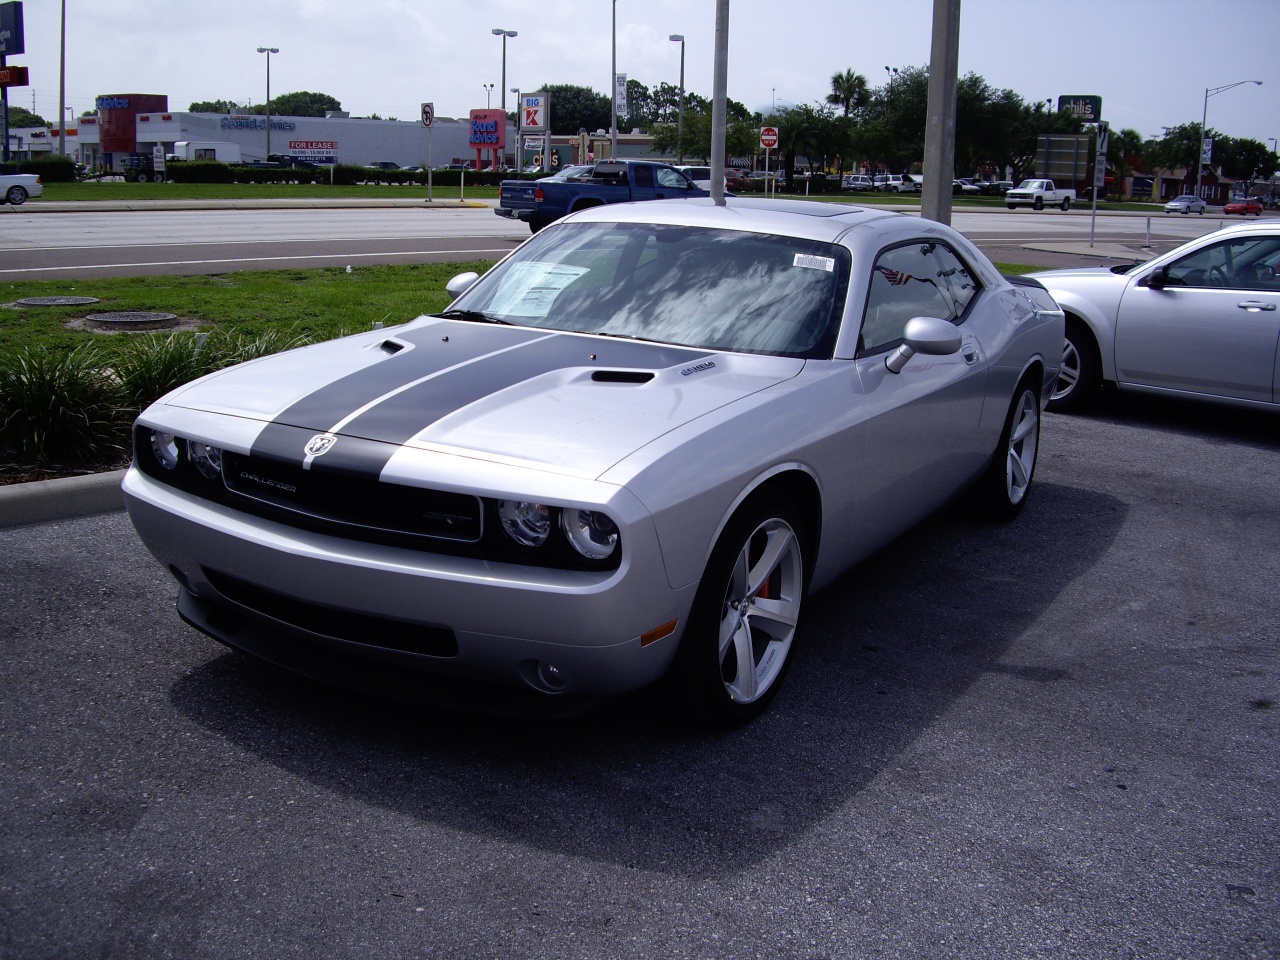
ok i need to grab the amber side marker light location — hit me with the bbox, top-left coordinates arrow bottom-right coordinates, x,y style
641,620 -> 678,647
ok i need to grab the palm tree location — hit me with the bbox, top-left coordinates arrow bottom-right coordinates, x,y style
826,69 -> 869,119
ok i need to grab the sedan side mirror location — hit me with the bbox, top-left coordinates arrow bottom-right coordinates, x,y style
1143,266 -> 1169,290
885,316 -> 963,374
445,272 -> 480,301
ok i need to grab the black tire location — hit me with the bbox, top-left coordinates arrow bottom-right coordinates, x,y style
975,378 -> 1041,521
5,185 -> 27,205
667,490 -> 808,728
1061,197 -> 1071,211
528,217 -> 546,234
1033,197 -> 1044,210
1007,204 -> 1016,210
1046,317 -> 1102,413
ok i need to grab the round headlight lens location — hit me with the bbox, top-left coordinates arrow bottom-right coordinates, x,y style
498,500 -> 552,547
188,441 -> 223,480
560,508 -> 619,560
150,431 -> 180,470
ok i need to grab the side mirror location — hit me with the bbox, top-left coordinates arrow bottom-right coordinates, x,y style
1143,266 -> 1169,290
445,272 -> 480,301
885,316 -> 962,374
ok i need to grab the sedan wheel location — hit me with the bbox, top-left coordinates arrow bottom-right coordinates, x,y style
975,383 -> 1040,521
5,185 -> 27,205
668,492 -> 807,727
1046,319 -> 1101,413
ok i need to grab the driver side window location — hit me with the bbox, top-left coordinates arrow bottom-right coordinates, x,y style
1163,237 -> 1280,290
860,243 -> 960,352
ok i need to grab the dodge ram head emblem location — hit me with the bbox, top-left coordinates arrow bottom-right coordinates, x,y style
304,433 -> 338,457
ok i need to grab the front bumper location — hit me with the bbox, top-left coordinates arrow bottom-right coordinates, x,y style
123,467 -> 695,700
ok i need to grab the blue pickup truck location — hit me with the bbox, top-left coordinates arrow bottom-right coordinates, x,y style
495,160 -> 711,233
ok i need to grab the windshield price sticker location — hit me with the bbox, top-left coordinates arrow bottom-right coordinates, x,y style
793,254 -> 835,272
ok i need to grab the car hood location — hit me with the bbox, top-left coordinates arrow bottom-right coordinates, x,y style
159,317 -> 803,481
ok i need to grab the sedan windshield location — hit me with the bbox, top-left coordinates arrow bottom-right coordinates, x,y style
449,222 -> 851,359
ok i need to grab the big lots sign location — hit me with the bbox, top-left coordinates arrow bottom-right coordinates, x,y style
468,109 -> 507,149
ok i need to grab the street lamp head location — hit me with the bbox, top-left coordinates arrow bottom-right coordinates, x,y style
492,28 -> 517,38
669,34 -> 683,42
256,46 -> 278,54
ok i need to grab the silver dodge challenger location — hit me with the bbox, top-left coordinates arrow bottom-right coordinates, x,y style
123,198 -> 1064,726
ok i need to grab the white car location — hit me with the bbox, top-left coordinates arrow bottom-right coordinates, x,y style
124,198 -> 1062,726
1032,222 -> 1280,412
674,165 -> 727,191
0,167 -> 42,205
1164,195 -> 1207,215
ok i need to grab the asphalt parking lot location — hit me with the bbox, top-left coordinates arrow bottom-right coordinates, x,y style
1,396 -> 1277,960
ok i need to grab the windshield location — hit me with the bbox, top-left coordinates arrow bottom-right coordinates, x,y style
448,222 -> 850,359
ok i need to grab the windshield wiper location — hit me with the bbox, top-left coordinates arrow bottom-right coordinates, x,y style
437,308 -> 510,325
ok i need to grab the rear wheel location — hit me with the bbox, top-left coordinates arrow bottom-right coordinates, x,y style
975,380 -> 1041,521
5,185 -> 27,205
1061,197 -> 1071,211
667,491 -> 808,728
1047,318 -> 1102,413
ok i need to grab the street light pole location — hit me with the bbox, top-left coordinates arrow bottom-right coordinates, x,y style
484,84 -> 494,108
669,34 -> 684,164
610,0 -> 618,159
256,46 -> 278,160
491,29 -> 517,114
1198,80 -> 1262,198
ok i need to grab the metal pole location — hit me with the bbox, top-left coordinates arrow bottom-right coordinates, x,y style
709,0 -> 728,205
1198,88 -> 1208,200
669,35 -> 685,164
257,47 -> 279,161
610,0 -> 617,158
58,0 -> 66,156
920,0 -> 960,225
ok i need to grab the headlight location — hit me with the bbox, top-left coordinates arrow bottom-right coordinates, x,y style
150,431 -> 180,470
560,508 -> 619,560
498,500 -> 552,547
188,441 -> 223,480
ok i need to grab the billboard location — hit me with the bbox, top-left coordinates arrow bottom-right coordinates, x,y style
468,109 -> 506,150
0,2 -> 24,57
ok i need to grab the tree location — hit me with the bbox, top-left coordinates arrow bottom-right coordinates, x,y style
188,99 -> 241,113
262,91 -> 342,118
3,105 -> 49,127
1108,127 -> 1145,195
539,83 -> 611,136
826,69 -> 869,119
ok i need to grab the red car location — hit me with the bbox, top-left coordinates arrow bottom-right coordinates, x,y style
1223,197 -> 1263,216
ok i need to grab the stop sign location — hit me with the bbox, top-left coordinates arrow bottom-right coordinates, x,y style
760,126 -> 779,149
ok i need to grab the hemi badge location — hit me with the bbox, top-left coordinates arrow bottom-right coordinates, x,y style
681,361 -> 716,377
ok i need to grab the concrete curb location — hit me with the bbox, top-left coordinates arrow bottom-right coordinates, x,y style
11,198 -> 491,213
0,469 -> 127,529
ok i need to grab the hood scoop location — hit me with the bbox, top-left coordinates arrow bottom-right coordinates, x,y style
591,370 -> 654,384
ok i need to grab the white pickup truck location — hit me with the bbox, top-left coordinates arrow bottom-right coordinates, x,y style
1005,179 -> 1075,211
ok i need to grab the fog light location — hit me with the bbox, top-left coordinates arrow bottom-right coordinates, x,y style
150,431 -> 180,470
536,661 -> 567,692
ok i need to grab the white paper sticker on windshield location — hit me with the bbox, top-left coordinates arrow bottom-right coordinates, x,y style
793,253 -> 835,272
489,262 -> 590,317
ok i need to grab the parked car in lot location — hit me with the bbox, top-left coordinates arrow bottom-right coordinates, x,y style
1006,179 -> 1076,211
0,165 -> 42,205
988,181 -> 1015,196
874,174 -> 914,193
123,197 -> 1063,726
1031,222 -> 1280,412
953,178 -> 982,195
1224,197 -> 1264,216
842,174 -> 874,191
1164,195 -> 1207,215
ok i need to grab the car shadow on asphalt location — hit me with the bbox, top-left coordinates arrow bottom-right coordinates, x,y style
168,480 -> 1126,880
1080,393 -> 1280,451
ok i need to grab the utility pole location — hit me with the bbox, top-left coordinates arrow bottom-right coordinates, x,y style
920,0 -> 960,224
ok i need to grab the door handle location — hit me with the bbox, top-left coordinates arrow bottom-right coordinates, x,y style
1237,301 -> 1277,311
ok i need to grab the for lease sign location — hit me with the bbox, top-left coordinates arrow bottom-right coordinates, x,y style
289,140 -> 338,163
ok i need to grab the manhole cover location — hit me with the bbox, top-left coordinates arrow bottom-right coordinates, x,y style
84,311 -> 179,330
16,296 -> 101,306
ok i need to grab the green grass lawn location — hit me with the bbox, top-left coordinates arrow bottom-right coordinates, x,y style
39,181 -> 499,202
0,261 -> 495,355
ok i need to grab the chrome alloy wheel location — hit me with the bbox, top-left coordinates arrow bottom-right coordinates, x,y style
1050,337 -> 1081,403
1004,389 -> 1040,505
717,517 -> 804,704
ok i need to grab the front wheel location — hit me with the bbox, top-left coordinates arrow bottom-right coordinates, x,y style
1047,318 -> 1102,413
1033,197 -> 1044,210
975,382 -> 1041,521
667,492 -> 808,727
5,185 -> 27,205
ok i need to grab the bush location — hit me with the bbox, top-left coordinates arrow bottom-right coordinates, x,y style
17,155 -> 79,183
0,343 -> 126,467
112,333 -> 219,414
166,161 -> 236,184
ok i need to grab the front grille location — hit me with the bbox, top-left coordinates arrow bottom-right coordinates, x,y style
205,569 -> 458,658
221,451 -> 483,543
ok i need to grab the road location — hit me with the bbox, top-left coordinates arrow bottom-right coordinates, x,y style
2,396 -> 1277,958
0,202 -> 1262,278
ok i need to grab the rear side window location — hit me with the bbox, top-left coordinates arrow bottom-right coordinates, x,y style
859,242 -> 982,352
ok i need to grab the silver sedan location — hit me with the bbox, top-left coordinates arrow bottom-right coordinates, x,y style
1163,195 -> 1207,215
1033,222 -> 1280,412
124,198 -> 1062,726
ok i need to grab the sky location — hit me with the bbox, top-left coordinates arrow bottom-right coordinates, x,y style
9,0 -> 1279,149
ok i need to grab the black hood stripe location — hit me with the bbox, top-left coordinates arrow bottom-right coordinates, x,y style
249,323 -> 711,480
